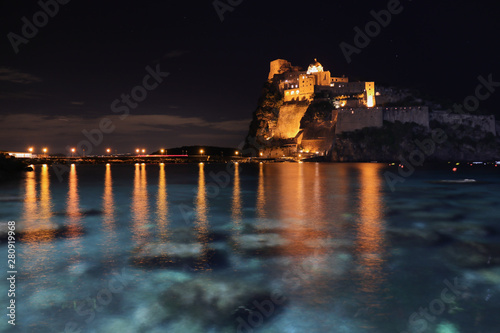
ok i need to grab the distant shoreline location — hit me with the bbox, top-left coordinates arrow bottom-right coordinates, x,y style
22,157 -> 500,166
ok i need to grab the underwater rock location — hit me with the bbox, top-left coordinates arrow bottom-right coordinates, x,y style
159,277 -> 283,326
99,317 -> 136,333
476,267 -> 500,285
166,317 -> 206,333
436,321 -> 460,333
386,227 -> 446,246
29,288 -> 70,310
133,301 -> 170,330
234,233 -> 290,256
442,241 -> 500,268
130,242 -> 227,269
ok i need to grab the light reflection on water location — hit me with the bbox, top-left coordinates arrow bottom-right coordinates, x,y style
157,163 -> 170,241
131,163 -> 149,246
231,163 -> 243,256
256,162 -> 266,220
355,163 -> 389,328
67,164 -> 83,239
101,164 -> 118,268
231,163 -> 242,223
9,163 -> 498,332
20,165 -> 56,327
194,163 -> 211,271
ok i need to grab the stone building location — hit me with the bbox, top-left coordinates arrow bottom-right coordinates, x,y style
269,58 -> 376,107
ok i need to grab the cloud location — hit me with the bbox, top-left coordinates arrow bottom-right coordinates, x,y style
118,115 -> 251,133
0,68 -> 42,84
0,113 -> 251,136
0,113 -> 251,152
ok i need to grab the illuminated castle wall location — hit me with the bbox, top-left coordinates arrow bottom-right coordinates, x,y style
269,58 -> 376,107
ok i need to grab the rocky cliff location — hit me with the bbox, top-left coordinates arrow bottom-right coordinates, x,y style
244,82 -> 335,156
274,102 -> 310,139
332,121 -> 500,162
245,79 -> 499,162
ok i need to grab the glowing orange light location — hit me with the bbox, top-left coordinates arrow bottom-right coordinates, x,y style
142,149 -> 146,153
200,149 -> 204,154
367,95 -> 375,108
71,148 -> 76,153
452,168 -> 457,172
106,148 -> 111,153
28,147 -> 33,152
235,151 -> 239,155
136,149 -> 140,153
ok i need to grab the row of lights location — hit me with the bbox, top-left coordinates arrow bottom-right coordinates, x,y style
27,147 -> 242,156
28,147 -> 113,154
28,147 -> 47,153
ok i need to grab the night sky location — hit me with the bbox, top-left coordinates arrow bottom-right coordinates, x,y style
1,0 -> 499,154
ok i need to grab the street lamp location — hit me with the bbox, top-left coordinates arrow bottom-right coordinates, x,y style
259,152 -> 263,157
71,148 -> 76,158
136,149 -> 140,154
43,148 -> 47,158
28,147 -> 33,153
142,149 -> 146,154
160,149 -> 165,155
200,149 -> 204,155
235,151 -> 239,156
106,148 -> 111,154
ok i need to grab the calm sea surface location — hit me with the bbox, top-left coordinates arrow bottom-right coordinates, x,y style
1,163 -> 499,333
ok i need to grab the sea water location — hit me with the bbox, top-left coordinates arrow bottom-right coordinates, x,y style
0,163 -> 499,333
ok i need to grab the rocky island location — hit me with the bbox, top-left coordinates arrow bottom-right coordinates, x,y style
245,59 -> 500,162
